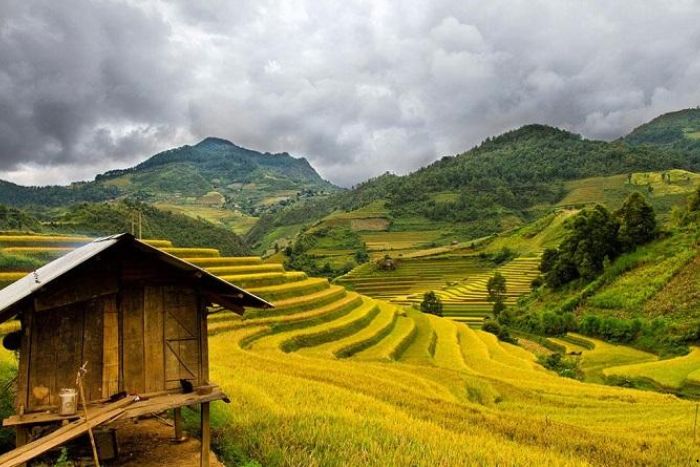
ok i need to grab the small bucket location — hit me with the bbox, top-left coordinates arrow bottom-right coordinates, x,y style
59,388 -> 77,416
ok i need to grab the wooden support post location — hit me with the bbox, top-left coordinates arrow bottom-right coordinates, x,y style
15,427 -> 28,467
200,402 -> 210,467
15,427 -> 29,448
173,407 -> 184,442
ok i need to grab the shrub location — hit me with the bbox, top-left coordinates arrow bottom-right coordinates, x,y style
420,291 -> 443,317
537,352 -> 581,379
492,247 -> 515,265
482,319 -> 517,344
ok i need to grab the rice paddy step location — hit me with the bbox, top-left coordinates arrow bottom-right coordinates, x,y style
251,297 -> 379,352
245,285 -> 348,319
220,271 -> 306,289
398,309 -> 437,365
205,263 -> 285,276
353,313 -> 418,361
249,277 -> 330,302
301,302 -> 399,358
162,247 -> 221,258
183,256 -> 263,267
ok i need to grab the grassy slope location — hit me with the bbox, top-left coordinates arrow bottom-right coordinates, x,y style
525,227 -> 698,325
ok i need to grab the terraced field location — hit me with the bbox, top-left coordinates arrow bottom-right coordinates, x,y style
406,256 -> 542,325
335,256 -> 492,302
552,333 -> 659,383
0,233 -> 698,465
603,347 -> 700,396
198,292 -> 698,465
557,169 -> 700,214
359,230 -> 445,252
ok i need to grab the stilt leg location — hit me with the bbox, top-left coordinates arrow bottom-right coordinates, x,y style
174,407 -> 184,442
16,427 -> 29,467
200,402 -> 210,467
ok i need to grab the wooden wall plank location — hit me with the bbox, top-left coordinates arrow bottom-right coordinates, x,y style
163,286 -> 201,387
16,307 -> 33,411
53,306 -> 84,405
121,287 -> 145,394
143,286 -> 165,393
28,312 -> 58,410
163,287 -> 181,389
102,296 -> 119,398
81,299 -> 104,402
199,300 -> 209,385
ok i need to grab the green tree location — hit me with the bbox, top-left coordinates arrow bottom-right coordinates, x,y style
354,249 -> 369,264
616,192 -> 657,250
420,291 -> 443,317
690,184 -> 700,212
543,205 -> 620,287
487,272 -> 507,316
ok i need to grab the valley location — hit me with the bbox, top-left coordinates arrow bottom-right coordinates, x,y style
0,109 -> 699,465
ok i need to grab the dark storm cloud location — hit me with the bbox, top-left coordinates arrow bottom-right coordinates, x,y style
0,0 -> 191,182
1,0 -> 700,186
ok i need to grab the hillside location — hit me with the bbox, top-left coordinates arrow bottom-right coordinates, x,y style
0,234 -> 697,465
0,201 -> 250,257
250,121 -> 700,281
0,137 -> 338,235
624,108 -> 700,152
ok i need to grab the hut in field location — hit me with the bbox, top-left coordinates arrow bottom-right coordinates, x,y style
0,233 -> 272,466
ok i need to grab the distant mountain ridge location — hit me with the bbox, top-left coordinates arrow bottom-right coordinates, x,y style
0,137 -> 339,215
97,137 -> 327,187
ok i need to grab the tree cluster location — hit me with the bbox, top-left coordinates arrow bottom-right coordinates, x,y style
540,194 -> 657,288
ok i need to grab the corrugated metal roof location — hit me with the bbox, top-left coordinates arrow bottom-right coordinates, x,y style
0,233 -> 272,320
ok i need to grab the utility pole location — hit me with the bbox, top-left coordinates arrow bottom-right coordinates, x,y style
138,211 -> 142,240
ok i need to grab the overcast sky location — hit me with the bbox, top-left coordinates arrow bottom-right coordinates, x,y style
1,0 -> 699,187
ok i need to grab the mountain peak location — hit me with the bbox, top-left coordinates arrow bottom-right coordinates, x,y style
484,124 -> 580,147
195,136 -> 237,148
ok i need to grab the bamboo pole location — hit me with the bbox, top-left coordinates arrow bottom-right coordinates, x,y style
77,362 -> 100,467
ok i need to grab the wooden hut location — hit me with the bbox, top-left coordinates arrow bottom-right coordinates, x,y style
0,233 -> 271,466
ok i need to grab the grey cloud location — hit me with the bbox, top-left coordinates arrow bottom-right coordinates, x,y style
1,0 -> 700,186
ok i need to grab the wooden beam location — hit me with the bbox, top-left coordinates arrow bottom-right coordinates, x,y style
3,387 -> 228,427
0,396 -> 136,467
200,402 -> 210,467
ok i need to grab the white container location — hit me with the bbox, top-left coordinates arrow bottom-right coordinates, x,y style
59,388 -> 77,416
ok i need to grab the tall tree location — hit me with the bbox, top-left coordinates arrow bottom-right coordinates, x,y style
616,192 -> 657,250
487,272 -> 507,316
690,185 -> 700,213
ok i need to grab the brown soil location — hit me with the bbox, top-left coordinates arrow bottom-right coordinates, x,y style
103,417 -> 224,467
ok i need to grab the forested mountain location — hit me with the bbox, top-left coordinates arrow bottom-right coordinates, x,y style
623,108 -> 700,164
0,137 -> 338,216
247,122 -> 698,250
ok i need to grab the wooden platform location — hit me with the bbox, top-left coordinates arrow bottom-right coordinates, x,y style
0,387 -> 227,467
3,387 -> 227,427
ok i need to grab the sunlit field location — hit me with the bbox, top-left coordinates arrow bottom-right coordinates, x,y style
1,234 -> 699,466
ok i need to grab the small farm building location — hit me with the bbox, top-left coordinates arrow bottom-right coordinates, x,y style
0,233 -> 272,466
